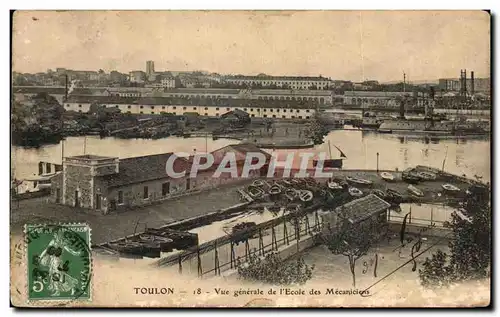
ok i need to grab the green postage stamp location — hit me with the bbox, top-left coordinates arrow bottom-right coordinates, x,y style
25,223 -> 92,301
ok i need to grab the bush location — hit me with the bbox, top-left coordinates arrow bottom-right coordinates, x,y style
237,252 -> 314,285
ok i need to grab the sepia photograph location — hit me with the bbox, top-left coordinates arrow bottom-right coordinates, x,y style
9,10 -> 491,308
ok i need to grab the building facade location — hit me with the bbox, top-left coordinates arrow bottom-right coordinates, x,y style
49,144 -> 270,213
343,91 -> 435,108
129,71 -> 146,83
438,77 -> 491,93
225,75 -> 332,90
63,95 -> 317,119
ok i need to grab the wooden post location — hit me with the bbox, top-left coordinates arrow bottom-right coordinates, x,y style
245,239 -> 250,261
214,240 -> 219,276
271,225 -> 277,251
283,220 -> 289,245
230,242 -> 235,269
178,255 -> 182,274
258,228 -> 264,255
197,247 -> 202,277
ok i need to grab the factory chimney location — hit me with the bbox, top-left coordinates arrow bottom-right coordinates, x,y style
65,74 -> 68,101
471,71 -> 475,96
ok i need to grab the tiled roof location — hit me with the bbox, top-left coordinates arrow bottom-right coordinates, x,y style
335,194 -> 391,224
166,88 -> 240,94
105,153 -> 190,188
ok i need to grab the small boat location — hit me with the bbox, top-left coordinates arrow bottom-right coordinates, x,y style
417,171 -> 437,181
252,179 -> 265,187
280,179 -> 294,187
107,241 -> 145,256
269,184 -> 282,196
442,183 -> 460,192
137,234 -> 174,252
386,188 -> 404,202
231,222 -> 257,244
346,176 -> 373,186
372,189 -> 387,198
247,185 -> 265,199
145,228 -> 199,250
408,185 -> 424,197
328,181 -> 343,190
380,172 -> 395,182
298,190 -> 314,203
402,174 -> 421,184
348,187 -> 363,197
285,188 -> 298,201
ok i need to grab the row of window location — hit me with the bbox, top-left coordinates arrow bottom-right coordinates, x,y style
128,111 -> 310,119
66,104 -> 312,113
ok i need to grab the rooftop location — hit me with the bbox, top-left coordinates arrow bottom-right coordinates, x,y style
226,76 -> 331,81
335,194 -> 391,224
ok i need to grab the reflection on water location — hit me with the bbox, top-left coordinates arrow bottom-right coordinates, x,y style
11,130 -> 491,184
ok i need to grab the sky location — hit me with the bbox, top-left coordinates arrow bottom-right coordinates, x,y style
12,10 -> 491,82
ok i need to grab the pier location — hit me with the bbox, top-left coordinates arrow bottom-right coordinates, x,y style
90,165 -> 487,278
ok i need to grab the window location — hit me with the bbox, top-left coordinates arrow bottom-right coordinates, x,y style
263,115 -> 267,118
173,106 -> 177,110
140,111 -> 143,114
127,111 -> 131,114
272,115 -> 276,118
66,104 -> 70,107
78,104 -> 82,108
183,107 -> 187,110
226,108 -> 230,111
270,109 -> 273,112
140,106 -> 144,109
291,116 -> 295,119
118,191 -> 123,204
205,107 -> 208,110
263,109 -> 267,112
251,114 -> 255,117
298,116 -> 303,119
216,113 -> 219,117
296,110 -> 300,113
128,105 -> 131,109
276,109 -> 280,113
204,113 -> 208,116
151,112 -> 154,114
282,115 -> 286,119
250,108 -> 254,112
306,116 -> 310,119
193,107 -> 197,110
143,186 -> 149,199
244,108 -> 247,111
151,106 -> 154,109
216,107 -> 220,110
162,106 -> 165,109
162,182 -> 170,196
78,110 -> 82,113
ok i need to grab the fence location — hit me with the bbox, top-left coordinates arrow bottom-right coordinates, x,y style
155,206 -> 324,278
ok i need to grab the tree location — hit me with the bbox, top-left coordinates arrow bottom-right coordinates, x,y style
418,186 -> 491,287
320,218 -> 377,287
238,252 -> 314,286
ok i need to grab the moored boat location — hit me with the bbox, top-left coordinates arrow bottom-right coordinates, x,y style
252,179 -> 265,187
285,188 -> 298,201
137,234 -> 174,252
346,176 -> 373,186
407,185 -> 424,197
371,189 -> 387,199
298,190 -> 314,203
386,188 -> 404,202
269,184 -> 282,196
442,183 -> 460,192
348,187 -> 363,197
380,172 -> 395,182
417,171 -> 437,181
327,181 -> 343,190
247,185 -> 265,199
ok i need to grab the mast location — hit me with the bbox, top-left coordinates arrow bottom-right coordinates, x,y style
328,140 -> 333,160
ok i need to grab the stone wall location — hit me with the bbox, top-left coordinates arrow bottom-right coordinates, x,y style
64,165 -> 93,208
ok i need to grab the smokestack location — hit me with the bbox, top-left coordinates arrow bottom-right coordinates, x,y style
65,74 -> 68,101
471,71 -> 475,96
399,97 -> 405,119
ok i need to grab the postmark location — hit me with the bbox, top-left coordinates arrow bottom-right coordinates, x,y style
24,223 -> 92,302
